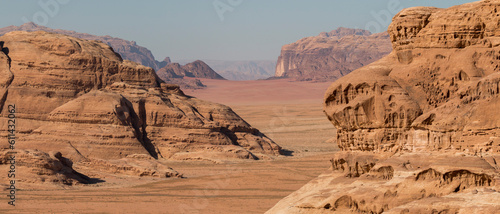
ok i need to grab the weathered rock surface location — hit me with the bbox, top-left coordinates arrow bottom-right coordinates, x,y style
0,31 -> 282,185
0,149 -> 95,185
274,27 -> 392,81
268,1 -> 500,213
324,0 -> 500,154
156,60 -> 224,89
0,22 -> 170,70
267,151 -> 499,214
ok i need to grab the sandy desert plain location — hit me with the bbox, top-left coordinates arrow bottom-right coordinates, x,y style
0,78 -> 337,213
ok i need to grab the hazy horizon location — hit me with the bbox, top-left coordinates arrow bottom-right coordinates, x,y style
1,0 -> 477,61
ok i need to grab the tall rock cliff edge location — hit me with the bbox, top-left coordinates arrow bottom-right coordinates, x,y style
274,27 -> 392,81
268,1 -> 500,213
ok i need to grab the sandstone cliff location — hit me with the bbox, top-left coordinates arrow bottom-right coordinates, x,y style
268,1 -> 500,213
274,27 -> 392,81
0,22 -> 170,70
0,31 -> 281,185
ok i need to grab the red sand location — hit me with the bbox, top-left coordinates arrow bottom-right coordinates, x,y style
184,78 -> 332,106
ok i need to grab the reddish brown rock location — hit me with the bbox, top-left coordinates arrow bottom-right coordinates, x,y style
0,22 -> 169,70
156,60 -> 224,89
0,149 -> 95,186
274,27 -> 392,81
182,60 -> 225,80
268,1 -> 500,213
0,31 -> 282,185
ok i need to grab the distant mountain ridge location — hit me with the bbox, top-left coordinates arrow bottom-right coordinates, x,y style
0,22 -> 170,70
0,23 -> 228,89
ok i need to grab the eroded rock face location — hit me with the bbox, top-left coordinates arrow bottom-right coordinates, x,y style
267,151 -> 499,214
274,27 -> 392,81
324,0 -> 500,154
0,31 -> 282,184
0,22 -> 169,70
269,1 -> 500,213
0,149 -> 95,185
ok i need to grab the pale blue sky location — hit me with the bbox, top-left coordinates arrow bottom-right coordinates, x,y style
1,0 -> 476,61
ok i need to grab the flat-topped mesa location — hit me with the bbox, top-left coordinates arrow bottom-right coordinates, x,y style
0,31 -> 282,170
275,27 -> 392,81
324,0 -> 500,154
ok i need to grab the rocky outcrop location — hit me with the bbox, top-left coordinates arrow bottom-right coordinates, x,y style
0,23 -> 226,89
156,60 -> 225,89
157,60 -> 225,80
0,149 -> 95,185
274,27 -> 392,81
267,151 -> 499,214
183,60 -> 225,80
0,22 -> 170,70
324,0 -> 500,154
0,31 -> 282,184
268,1 -> 500,213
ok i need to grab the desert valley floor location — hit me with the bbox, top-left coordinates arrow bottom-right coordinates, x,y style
0,79 -> 337,213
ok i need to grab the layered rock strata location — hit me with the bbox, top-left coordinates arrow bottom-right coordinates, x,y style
268,1 -> 500,213
0,31 -> 281,185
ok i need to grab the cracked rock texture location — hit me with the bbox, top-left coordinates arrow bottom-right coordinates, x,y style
268,1 -> 500,213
